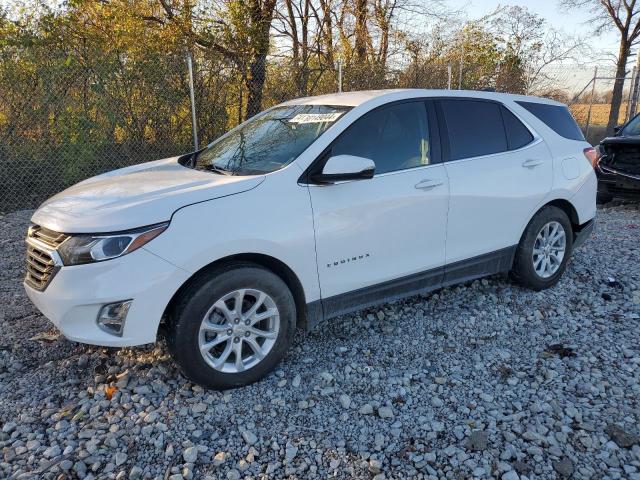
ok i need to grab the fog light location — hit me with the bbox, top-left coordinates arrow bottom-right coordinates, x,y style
97,300 -> 132,336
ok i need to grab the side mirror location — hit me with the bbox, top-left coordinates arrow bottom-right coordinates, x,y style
614,125 -> 623,135
310,155 -> 375,184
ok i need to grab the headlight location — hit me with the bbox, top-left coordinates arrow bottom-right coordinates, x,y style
57,223 -> 168,265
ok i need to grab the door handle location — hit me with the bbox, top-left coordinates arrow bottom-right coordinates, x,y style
414,179 -> 444,190
522,159 -> 543,169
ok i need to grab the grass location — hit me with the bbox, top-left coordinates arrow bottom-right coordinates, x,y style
570,102 -> 629,126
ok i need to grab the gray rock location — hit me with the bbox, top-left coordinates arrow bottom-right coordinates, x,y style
466,431 -> 489,451
227,469 -> 240,480
183,446 -> 198,463
2,422 -> 17,434
129,466 -> 143,479
114,452 -> 127,466
369,459 -> 383,474
552,457 -> 574,478
0,205 -> 638,479
242,430 -> 258,446
359,403 -> 374,415
377,406 -> 394,419
502,471 -> 520,480
605,424 -> 640,448
339,394 -> 351,409
285,442 -> 298,462
319,371 -> 334,383
43,445 -> 61,458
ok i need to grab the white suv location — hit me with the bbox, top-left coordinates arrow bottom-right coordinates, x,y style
24,89 -> 597,388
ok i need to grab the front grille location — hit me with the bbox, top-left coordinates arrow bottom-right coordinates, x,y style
31,226 -> 69,248
600,163 -> 640,181
602,150 -> 640,177
25,226 -> 68,291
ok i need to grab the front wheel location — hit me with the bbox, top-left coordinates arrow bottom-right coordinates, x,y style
167,264 -> 296,389
511,206 -> 573,291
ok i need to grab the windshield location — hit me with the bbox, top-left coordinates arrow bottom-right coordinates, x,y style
192,104 -> 351,175
621,114 -> 640,136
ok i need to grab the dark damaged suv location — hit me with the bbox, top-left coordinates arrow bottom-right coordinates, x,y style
596,113 -> 640,202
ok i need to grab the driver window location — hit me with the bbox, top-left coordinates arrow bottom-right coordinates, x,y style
331,101 -> 430,175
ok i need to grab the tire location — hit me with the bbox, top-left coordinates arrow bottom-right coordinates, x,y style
511,206 -> 573,291
167,263 -> 296,389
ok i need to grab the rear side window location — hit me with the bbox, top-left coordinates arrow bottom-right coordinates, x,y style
440,100 -> 507,160
516,101 -> 584,141
501,106 -> 534,150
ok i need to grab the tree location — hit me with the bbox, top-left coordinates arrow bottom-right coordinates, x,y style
561,0 -> 640,133
273,0 -> 336,96
491,6 -> 585,95
148,0 -> 277,119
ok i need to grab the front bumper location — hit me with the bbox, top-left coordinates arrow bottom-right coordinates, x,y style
24,248 -> 190,347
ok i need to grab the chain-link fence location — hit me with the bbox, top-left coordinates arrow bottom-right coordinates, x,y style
1,51 -> 195,213
0,50 -> 345,213
1,51 -> 636,213
560,65 -> 637,145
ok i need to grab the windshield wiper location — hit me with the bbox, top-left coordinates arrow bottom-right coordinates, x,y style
203,164 -> 235,176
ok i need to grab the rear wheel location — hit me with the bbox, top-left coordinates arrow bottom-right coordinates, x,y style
167,264 -> 296,389
511,206 -> 573,291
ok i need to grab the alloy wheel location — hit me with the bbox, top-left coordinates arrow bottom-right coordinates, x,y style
532,221 -> 566,279
198,289 -> 280,373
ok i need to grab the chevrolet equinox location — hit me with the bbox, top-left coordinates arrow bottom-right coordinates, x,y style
24,89 -> 597,388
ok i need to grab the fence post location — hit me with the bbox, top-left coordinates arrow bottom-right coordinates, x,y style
625,66 -> 636,121
458,43 -> 464,89
187,51 -> 199,151
630,67 -> 640,119
447,64 -> 452,90
337,60 -> 343,93
585,66 -> 597,140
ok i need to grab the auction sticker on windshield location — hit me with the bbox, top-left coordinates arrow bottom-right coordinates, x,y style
289,113 -> 344,124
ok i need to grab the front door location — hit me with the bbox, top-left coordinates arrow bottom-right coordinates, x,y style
305,100 -> 449,315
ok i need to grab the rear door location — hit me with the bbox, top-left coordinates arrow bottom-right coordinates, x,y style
438,98 -> 552,271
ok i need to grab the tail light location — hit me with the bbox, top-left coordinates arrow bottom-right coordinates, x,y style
583,147 -> 600,168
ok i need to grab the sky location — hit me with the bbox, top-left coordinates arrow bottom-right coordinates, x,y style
449,0 -> 621,59
0,0 -> 623,61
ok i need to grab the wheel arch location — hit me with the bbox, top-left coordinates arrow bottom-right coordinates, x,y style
161,253 -> 310,332
520,198 -> 581,246
545,198 -> 580,228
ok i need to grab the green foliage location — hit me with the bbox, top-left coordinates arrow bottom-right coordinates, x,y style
0,0 -> 549,211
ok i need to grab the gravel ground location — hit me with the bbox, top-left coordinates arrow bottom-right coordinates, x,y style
1,203 -> 639,480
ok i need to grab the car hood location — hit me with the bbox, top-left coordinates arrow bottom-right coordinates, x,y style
31,157 -> 265,233
601,135 -> 640,145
